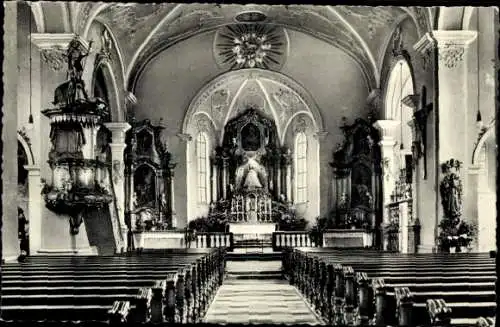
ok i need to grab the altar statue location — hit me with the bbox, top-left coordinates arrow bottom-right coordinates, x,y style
234,153 -> 268,192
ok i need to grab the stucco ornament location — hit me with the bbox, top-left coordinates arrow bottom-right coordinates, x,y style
438,42 -> 465,69
214,24 -> 287,71
40,46 -> 67,71
211,89 -> 230,121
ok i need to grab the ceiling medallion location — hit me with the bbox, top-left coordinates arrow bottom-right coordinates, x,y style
235,11 -> 267,23
214,24 -> 288,71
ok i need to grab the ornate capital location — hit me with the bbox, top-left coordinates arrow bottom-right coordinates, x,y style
432,31 -> 477,69
413,32 -> 435,54
177,133 -> 192,143
105,122 -> 131,144
413,33 -> 435,71
30,33 -> 90,71
313,131 -> 329,141
373,120 -> 400,139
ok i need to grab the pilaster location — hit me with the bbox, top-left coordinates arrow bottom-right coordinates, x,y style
2,2 -> 20,261
24,165 -> 42,255
433,30 -> 478,162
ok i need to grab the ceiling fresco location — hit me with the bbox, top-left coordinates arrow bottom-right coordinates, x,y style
35,3 -> 438,91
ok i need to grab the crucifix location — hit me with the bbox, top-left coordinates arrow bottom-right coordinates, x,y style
402,86 -> 433,179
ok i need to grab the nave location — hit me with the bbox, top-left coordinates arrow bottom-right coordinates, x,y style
0,247 -> 496,326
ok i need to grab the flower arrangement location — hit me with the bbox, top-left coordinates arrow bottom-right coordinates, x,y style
438,217 -> 476,252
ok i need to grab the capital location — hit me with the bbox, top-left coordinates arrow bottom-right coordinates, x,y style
109,143 -> 127,153
379,139 -> 397,149
105,122 -> 131,144
313,131 -> 329,141
467,165 -> 482,175
373,120 -> 400,139
413,32 -> 435,54
30,33 -> 90,71
433,31 -> 477,69
126,92 -> 137,106
177,133 -> 193,142
23,165 -> 41,176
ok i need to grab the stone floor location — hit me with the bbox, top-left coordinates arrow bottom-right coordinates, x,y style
203,260 -> 324,325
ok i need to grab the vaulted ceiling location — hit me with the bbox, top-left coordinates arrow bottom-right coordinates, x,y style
28,3 -> 448,91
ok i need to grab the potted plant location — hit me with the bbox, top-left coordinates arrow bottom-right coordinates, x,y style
438,218 -> 476,253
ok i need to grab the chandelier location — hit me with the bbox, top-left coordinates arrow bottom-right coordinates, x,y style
232,32 -> 272,68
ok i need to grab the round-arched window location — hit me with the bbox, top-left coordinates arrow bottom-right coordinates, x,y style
384,59 -> 415,163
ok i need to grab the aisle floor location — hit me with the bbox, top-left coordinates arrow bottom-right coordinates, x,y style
203,277 -> 324,324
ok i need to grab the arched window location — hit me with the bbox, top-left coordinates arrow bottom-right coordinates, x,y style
295,132 -> 307,203
196,132 -> 210,204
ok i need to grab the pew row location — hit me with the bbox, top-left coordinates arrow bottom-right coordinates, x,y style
1,248 -> 226,323
282,248 -> 496,326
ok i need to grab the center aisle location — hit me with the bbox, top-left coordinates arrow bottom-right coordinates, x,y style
203,258 -> 324,325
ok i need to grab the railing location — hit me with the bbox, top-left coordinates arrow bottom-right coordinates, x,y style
194,232 -> 234,250
272,231 -> 319,251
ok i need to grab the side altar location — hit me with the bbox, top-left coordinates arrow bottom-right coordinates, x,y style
324,117 -> 382,248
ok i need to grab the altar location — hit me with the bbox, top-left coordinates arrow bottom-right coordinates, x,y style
229,223 -> 276,236
322,229 -> 374,248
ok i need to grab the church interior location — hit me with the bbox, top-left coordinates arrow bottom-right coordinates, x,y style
1,2 -> 498,326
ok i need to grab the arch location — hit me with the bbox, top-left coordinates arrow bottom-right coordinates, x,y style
383,57 -> 416,119
92,60 -> 124,121
182,68 -> 325,144
17,132 -> 35,166
28,2 -> 45,33
436,7 -> 466,30
462,7 -> 478,31
472,119 -> 495,165
326,6 -> 379,86
80,3 -> 112,39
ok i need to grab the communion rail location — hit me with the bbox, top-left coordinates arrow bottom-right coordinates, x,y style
272,231 -> 321,251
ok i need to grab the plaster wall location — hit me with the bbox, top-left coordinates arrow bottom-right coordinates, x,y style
134,28 -> 370,225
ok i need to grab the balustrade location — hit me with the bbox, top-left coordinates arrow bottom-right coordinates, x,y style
195,232 -> 233,250
272,231 -> 316,251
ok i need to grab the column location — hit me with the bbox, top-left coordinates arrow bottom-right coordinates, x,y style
373,120 -> 400,213
222,157 -> 229,200
168,163 -> 178,228
105,122 -> 131,249
24,166 -> 42,255
373,120 -> 399,251
2,1 -> 19,262
467,165 -> 480,251
211,157 -> 218,202
283,152 -> 293,202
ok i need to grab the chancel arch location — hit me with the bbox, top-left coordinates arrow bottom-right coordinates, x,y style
183,69 -> 323,222
472,120 -> 496,252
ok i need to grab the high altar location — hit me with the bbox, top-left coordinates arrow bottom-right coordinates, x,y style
210,108 -> 293,234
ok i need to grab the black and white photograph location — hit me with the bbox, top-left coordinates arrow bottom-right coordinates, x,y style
0,2 -> 498,326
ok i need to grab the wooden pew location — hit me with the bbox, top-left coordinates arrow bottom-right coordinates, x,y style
427,298 -> 452,326
0,248 -> 226,322
284,248 -> 495,327
108,301 -> 131,324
